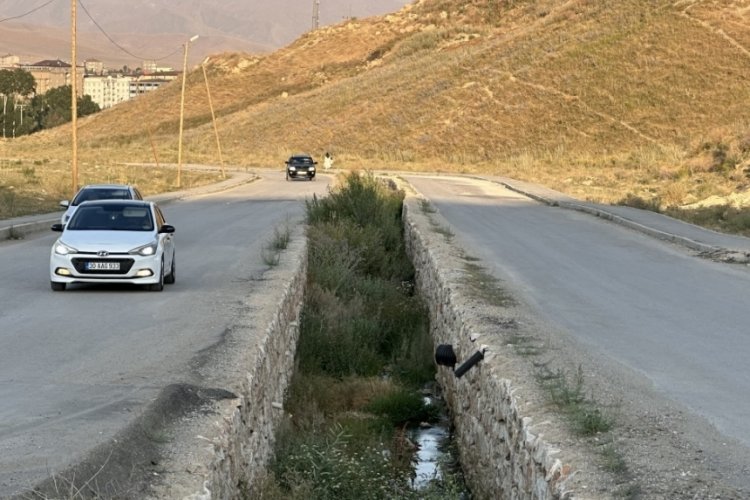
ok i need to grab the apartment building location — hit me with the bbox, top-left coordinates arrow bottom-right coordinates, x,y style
129,71 -> 179,98
83,75 -> 134,109
21,59 -> 83,95
84,59 -> 105,75
0,54 -> 20,68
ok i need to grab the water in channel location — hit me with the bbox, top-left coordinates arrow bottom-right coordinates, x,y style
409,390 -> 470,497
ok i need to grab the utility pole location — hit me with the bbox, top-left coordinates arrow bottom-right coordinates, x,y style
177,34 -> 199,188
202,62 -> 225,179
312,0 -> 320,30
71,0 -> 78,196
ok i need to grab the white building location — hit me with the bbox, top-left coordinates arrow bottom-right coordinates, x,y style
0,54 -> 20,68
84,59 -> 105,75
142,60 -> 174,74
83,75 -> 134,109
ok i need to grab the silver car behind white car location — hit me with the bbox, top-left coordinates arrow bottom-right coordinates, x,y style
59,184 -> 144,224
50,200 -> 175,291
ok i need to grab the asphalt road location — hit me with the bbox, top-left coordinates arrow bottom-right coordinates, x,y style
405,175 -> 750,450
0,171 -> 329,497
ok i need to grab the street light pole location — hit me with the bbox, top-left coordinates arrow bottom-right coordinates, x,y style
177,34 -> 199,188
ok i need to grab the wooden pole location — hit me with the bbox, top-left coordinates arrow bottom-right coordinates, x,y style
202,63 -> 225,178
148,127 -> 161,169
177,35 -> 199,188
71,0 -> 78,196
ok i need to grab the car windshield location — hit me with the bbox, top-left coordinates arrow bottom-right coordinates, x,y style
291,156 -> 312,164
67,204 -> 154,231
72,188 -> 131,206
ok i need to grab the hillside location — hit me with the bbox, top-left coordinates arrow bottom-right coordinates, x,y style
0,0 -> 409,67
4,0 -> 750,224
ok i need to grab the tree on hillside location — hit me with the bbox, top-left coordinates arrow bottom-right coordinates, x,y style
0,68 -> 36,138
25,85 -> 100,134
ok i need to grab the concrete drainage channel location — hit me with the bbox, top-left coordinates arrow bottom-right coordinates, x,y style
146,180 -> 582,499
16,177 -> 585,499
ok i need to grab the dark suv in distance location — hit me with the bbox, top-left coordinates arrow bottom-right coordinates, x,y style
285,154 -> 317,181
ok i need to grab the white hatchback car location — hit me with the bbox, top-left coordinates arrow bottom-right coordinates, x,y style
50,200 -> 175,292
60,184 -> 143,224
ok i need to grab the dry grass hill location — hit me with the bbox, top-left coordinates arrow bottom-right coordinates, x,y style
3,0 -> 750,231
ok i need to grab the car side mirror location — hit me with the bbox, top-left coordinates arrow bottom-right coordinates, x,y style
313,161 -> 318,165
51,223 -> 64,232
159,224 -> 176,234
59,200 -> 70,208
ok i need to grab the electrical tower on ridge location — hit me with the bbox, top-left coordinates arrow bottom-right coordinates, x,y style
312,0 -> 320,30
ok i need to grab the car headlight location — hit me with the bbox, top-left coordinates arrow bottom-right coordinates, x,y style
289,166 -> 296,171
309,167 -> 315,171
54,241 -> 78,255
129,242 -> 158,256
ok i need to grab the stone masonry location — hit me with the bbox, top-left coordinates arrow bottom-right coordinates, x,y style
402,191 -> 577,500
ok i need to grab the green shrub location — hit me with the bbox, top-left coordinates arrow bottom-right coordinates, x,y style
298,297 -> 384,377
306,172 -> 410,281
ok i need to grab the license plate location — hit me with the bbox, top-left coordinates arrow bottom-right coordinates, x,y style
86,261 -> 120,271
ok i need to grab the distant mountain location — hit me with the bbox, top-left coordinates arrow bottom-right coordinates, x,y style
0,0 -> 410,68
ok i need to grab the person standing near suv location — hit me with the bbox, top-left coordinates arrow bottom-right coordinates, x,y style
324,152 -> 334,170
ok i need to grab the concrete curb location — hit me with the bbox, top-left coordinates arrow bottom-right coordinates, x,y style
0,219 -> 59,241
558,200 -> 719,254
482,177 -> 750,261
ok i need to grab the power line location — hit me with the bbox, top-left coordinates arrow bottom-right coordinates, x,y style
0,0 -> 59,24
0,0 -> 185,63
77,0 -> 183,62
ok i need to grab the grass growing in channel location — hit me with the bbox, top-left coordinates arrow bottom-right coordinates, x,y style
255,172 -> 464,500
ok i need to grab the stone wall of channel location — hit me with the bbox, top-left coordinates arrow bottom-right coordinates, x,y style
147,228 -> 308,500
402,194 -> 576,500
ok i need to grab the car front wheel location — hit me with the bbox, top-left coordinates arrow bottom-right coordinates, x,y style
51,281 -> 66,292
149,259 -> 165,291
164,255 -> 176,285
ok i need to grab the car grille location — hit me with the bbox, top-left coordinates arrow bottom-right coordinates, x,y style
71,258 -> 135,274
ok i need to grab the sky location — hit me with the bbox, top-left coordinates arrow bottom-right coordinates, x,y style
0,0 -> 412,67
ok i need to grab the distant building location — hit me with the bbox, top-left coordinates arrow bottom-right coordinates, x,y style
129,78 -> 172,98
83,75 -> 133,109
21,59 -> 83,95
142,60 -> 175,74
0,54 -> 20,68
84,59 -> 105,75
127,70 -> 179,98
